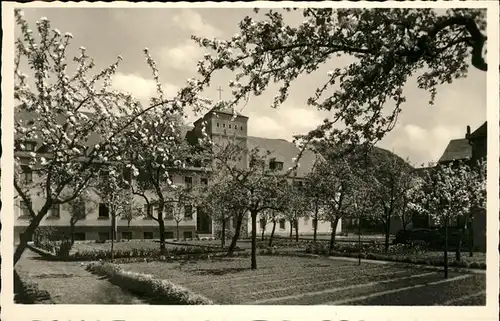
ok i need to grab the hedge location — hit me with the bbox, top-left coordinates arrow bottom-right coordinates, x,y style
86,262 -> 213,305
14,270 -> 54,304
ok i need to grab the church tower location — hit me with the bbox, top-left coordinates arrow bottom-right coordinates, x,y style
192,102 -> 249,170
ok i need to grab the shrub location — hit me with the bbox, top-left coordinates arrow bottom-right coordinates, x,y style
86,262 -> 213,305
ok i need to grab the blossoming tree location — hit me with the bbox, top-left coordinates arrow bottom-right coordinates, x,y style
414,160 -> 486,278
181,8 -> 487,150
13,10 -> 208,264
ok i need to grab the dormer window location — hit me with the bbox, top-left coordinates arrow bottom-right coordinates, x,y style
270,159 -> 284,171
25,141 -> 36,152
223,123 -> 226,128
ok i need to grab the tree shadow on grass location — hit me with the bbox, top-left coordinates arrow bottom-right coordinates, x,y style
189,267 -> 250,276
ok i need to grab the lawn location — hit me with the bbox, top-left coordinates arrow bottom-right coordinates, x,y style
71,240 -> 167,253
119,255 -> 485,305
15,249 -> 144,304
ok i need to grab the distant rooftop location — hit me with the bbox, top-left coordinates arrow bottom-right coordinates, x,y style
438,138 -> 472,163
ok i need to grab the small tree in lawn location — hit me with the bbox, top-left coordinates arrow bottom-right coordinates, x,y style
266,209 -> 282,247
66,192 -> 96,244
93,166 -> 131,260
283,180 -> 311,242
368,152 -> 414,253
168,185 -> 195,241
12,10 -> 207,265
416,161 -> 483,278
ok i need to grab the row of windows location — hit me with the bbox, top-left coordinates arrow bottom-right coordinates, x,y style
20,169 -> 209,188
72,230 -> 195,241
216,122 -> 244,131
18,201 -> 196,220
259,218 -> 320,230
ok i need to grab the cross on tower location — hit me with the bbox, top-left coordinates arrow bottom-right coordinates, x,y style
217,85 -> 223,101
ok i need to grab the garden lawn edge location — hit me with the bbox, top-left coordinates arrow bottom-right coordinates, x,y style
14,270 -> 55,304
269,252 -> 486,274
85,261 -> 213,305
26,243 -> 58,261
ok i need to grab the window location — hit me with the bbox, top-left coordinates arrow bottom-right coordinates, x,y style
279,219 -> 286,230
98,232 -> 109,241
185,176 -> 193,189
165,231 -> 174,239
241,126 -> 243,130
143,232 -> 154,239
184,205 -> 193,220
200,177 -> 208,185
164,204 -> 174,220
121,231 -> 132,240
229,124 -> 232,129
260,218 -> 266,229
24,141 -> 36,152
22,167 -> 33,183
293,181 -> 304,191
217,122 -> 220,127
49,204 -> 60,218
223,123 -> 226,128
270,160 -> 284,171
20,201 -> 30,217
98,203 -> 109,218
184,231 -> 193,239
74,233 -> 86,241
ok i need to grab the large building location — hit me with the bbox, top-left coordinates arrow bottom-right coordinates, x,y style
14,107 -> 341,243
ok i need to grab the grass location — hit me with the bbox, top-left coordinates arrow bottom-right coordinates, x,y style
118,254 -> 485,305
15,249 -> 144,304
70,240 -> 172,253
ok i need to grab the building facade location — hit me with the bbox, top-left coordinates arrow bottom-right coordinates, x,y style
14,107 -> 341,243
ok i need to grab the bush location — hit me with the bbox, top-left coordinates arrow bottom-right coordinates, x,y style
86,262 -> 213,305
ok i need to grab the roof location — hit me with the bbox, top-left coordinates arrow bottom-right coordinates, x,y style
468,121 -> 487,140
247,136 -> 321,178
438,138 -> 471,163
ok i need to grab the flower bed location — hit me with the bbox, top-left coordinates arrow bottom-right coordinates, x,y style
86,261 -> 213,305
30,240 -> 242,261
304,242 -> 486,270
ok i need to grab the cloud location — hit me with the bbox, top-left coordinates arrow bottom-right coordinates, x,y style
386,124 -> 464,166
172,9 -> 222,38
112,73 -> 179,104
160,41 -> 203,71
248,115 -> 287,139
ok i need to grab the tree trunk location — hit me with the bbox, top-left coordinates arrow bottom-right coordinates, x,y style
14,211 -> 46,265
329,217 -> 340,251
289,221 -> 293,238
358,219 -> 362,266
111,214 -> 116,261
444,219 -> 449,279
221,219 -> 226,248
313,199 -> 319,243
227,212 -> 243,256
456,227 -> 463,262
468,218 -> 474,257
261,220 -> 266,241
384,213 -> 391,254
295,220 -> 299,242
69,221 -> 76,245
158,217 -> 166,254
176,222 -> 180,240
268,220 -> 277,247
251,211 -> 257,270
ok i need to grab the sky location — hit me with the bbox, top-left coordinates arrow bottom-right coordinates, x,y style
14,7 -> 487,167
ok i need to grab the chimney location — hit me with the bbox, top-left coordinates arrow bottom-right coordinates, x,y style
466,125 -> 471,138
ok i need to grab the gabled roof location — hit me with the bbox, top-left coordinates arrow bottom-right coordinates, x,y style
468,121 -> 487,139
247,136 -> 321,178
438,138 -> 471,163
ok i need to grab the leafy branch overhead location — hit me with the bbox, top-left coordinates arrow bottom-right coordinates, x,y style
186,8 -> 487,146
